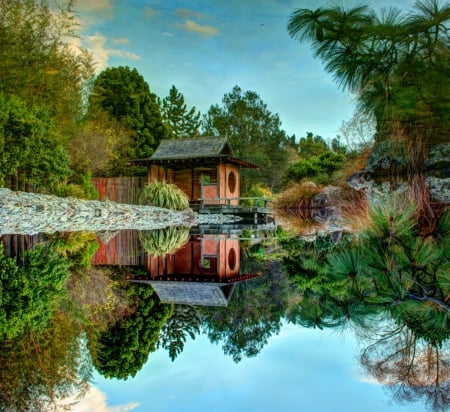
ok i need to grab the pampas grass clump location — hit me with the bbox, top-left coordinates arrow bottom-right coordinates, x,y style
139,227 -> 190,257
139,181 -> 189,211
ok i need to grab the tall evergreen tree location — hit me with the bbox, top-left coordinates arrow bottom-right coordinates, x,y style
203,85 -> 289,193
160,85 -> 201,138
88,66 -> 168,166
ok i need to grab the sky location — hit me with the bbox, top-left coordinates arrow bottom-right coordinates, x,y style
68,323 -> 428,412
74,0 -> 418,142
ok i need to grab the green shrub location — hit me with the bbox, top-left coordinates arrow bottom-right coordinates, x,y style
139,180 -> 189,210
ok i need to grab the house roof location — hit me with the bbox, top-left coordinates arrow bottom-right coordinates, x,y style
130,280 -> 235,307
152,136 -> 233,160
132,136 -> 259,169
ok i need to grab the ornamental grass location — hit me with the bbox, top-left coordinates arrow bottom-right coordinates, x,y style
139,226 -> 190,257
139,181 -> 189,211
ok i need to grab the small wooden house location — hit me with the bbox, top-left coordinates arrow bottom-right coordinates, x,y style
133,137 -> 259,205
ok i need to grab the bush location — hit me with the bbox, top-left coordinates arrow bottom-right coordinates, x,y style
139,180 -> 189,210
285,151 -> 346,184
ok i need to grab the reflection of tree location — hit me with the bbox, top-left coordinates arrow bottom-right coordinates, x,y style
0,243 -> 70,339
200,260 -> 289,362
282,200 -> 450,411
283,201 -> 450,344
90,284 -> 173,380
0,311 -> 91,412
360,322 -> 450,412
158,305 -> 201,361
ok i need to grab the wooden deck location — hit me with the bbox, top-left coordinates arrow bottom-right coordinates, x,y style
192,197 -> 275,224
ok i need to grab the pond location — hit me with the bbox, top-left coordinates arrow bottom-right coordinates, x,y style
0,198 -> 449,412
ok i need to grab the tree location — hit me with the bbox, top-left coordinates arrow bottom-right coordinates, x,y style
0,243 -> 71,340
90,284 -> 173,380
0,311 -> 92,412
297,132 -> 329,158
160,85 -> 201,138
203,85 -> 289,193
360,323 -> 450,412
287,0 -> 450,227
287,1 -> 450,148
0,93 -> 71,188
158,305 -> 201,361
0,0 -> 95,130
88,66 -> 168,167
200,262 -> 289,363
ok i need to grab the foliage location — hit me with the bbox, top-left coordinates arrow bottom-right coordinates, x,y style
45,231 -> 99,268
0,311 -> 92,412
203,85 -> 290,193
160,85 -> 202,138
68,112 -> 133,177
90,284 -> 173,380
200,262 -> 289,362
297,132 -> 329,157
0,93 -> 71,188
49,173 -> 99,200
139,227 -> 190,257
281,199 -> 450,344
285,150 -> 346,184
0,0 -> 95,130
0,244 -> 70,340
158,305 -> 201,361
287,1 -> 450,150
360,324 -> 450,412
88,66 -> 168,164
139,180 -> 190,210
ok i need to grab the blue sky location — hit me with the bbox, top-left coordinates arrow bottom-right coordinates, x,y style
70,323 -> 428,412
75,0 -> 417,142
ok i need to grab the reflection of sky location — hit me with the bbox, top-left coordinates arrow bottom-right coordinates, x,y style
88,322 -> 425,412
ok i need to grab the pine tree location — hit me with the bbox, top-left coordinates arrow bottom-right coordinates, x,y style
160,85 -> 201,138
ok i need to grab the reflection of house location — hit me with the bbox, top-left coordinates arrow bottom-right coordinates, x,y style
92,230 -> 261,307
132,137 -> 259,205
129,233 -> 260,307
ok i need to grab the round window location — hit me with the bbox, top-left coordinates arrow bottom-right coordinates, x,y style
228,248 -> 236,270
228,171 -> 236,193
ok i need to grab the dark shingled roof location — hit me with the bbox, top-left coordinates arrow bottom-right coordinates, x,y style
132,136 -> 259,169
151,136 -> 233,160
130,280 -> 235,307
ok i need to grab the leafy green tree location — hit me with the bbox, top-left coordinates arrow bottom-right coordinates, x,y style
200,262 -> 289,363
297,132 -> 329,158
0,311 -> 92,412
0,244 -> 70,340
160,85 -> 202,138
0,93 -> 71,188
88,66 -> 168,167
91,283 -> 173,380
285,150 -> 346,184
158,305 -> 201,361
203,85 -> 289,193
287,0 -> 450,150
0,0 -> 95,130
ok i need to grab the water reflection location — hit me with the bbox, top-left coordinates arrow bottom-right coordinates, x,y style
0,216 -> 449,411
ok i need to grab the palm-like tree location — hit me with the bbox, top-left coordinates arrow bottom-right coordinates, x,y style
288,0 -> 450,146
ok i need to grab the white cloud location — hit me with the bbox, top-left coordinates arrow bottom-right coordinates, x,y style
59,386 -> 140,412
113,37 -> 130,45
76,0 -> 113,13
180,20 -> 219,36
83,32 -> 140,72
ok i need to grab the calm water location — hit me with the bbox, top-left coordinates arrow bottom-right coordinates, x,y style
1,227 -> 449,412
